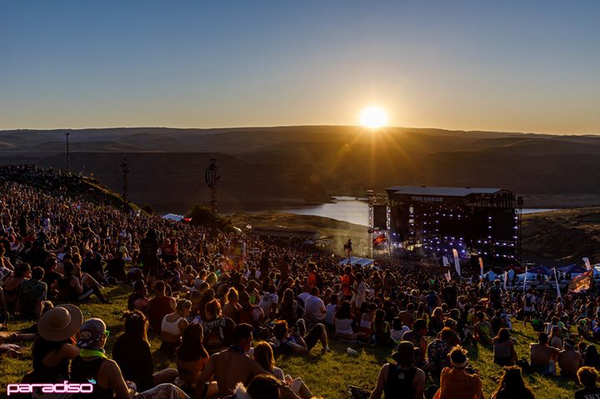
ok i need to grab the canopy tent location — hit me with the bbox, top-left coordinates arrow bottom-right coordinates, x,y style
527,266 -> 553,276
557,264 -> 587,274
339,256 -> 375,268
162,213 -> 185,222
517,272 -> 540,281
484,271 -> 497,280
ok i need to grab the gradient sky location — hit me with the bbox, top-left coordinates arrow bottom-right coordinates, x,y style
1,1 -> 599,134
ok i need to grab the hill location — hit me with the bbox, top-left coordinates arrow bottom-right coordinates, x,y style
2,126 -> 600,213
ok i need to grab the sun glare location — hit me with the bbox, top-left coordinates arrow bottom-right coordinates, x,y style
360,106 -> 388,129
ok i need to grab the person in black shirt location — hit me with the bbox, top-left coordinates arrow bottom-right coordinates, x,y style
575,366 -> 600,399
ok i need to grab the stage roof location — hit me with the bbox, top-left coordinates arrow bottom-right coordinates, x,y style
386,186 -> 503,197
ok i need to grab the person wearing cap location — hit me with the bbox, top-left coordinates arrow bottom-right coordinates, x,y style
71,317 -> 188,399
31,304 -> 82,383
558,338 -> 584,378
369,341 -> 426,399
434,346 -> 483,399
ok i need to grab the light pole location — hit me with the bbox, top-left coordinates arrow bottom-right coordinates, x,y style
205,158 -> 220,214
120,158 -> 129,212
65,131 -> 71,173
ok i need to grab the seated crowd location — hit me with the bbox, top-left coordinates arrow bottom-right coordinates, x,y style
1,173 -> 600,399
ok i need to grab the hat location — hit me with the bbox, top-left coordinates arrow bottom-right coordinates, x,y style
38,304 -> 83,342
77,318 -> 107,348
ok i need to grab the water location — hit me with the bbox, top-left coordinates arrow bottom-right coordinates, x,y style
276,197 -> 557,226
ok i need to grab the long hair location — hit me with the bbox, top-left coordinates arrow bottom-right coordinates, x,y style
121,310 -> 149,343
494,328 -> 511,343
177,323 -> 209,362
253,341 -> 275,372
491,366 -> 534,399
336,301 -> 352,320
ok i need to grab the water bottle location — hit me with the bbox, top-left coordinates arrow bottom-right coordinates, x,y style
347,347 -> 358,355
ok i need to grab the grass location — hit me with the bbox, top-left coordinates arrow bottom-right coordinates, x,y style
2,286 -> 581,398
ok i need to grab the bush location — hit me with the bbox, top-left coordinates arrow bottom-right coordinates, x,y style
187,204 -> 233,231
141,203 -> 154,214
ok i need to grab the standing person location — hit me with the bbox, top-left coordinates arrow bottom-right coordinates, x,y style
435,346 -> 484,399
352,273 -> 367,313
140,228 -> 161,287
71,317 -> 188,399
369,341 -> 426,399
341,266 -> 354,301
489,280 -> 504,310
490,366 -> 535,399
575,367 -> 600,399
523,289 -> 536,327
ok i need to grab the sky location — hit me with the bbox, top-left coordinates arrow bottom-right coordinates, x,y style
1,1 -> 599,134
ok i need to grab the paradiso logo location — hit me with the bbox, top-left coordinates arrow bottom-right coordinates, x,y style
7,381 -> 94,395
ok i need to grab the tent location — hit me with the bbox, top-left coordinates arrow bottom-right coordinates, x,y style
517,272 -> 540,281
162,213 -> 185,222
339,256 -> 375,268
527,266 -> 552,276
484,271 -> 497,280
557,264 -> 587,274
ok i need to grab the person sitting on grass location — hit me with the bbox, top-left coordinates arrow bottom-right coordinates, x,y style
473,311 -> 492,344
575,366 -> 600,399
530,332 -> 559,375
127,279 -> 149,313
113,310 -> 178,392
195,323 -> 268,398
493,328 -> 518,366
558,339 -> 584,379
253,341 -> 314,399
369,341 -> 426,399
434,346 -> 483,399
147,280 -> 177,333
161,299 -> 191,355
272,319 -> 330,355
334,300 -> 366,341
201,299 -> 236,354
71,317 -> 188,399
490,366 -> 535,399
175,323 -> 218,397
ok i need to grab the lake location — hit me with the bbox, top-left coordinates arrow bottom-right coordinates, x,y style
276,197 -> 556,226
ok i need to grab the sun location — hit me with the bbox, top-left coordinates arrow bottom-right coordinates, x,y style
359,106 -> 388,129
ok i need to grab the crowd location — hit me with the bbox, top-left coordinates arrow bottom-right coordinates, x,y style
1,170 -> 600,399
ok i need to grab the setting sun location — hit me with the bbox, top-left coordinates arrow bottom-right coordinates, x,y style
359,106 -> 388,129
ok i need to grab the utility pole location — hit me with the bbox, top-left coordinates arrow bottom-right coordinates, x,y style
205,158 -> 220,214
65,131 -> 71,173
120,158 -> 130,212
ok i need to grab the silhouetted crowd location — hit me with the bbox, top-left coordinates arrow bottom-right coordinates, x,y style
1,171 -> 600,399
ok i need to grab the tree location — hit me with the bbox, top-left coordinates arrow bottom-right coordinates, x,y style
187,203 -> 233,231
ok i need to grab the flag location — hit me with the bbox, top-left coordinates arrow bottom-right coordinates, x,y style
583,257 -> 592,270
568,268 -> 594,294
373,234 -> 387,245
523,266 -> 528,292
553,267 -> 562,298
504,271 -> 508,291
444,269 -> 451,282
452,249 -> 461,277
479,257 -> 484,279
442,256 -> 450,267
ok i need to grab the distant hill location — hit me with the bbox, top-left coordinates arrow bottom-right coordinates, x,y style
1,126 -> 599,213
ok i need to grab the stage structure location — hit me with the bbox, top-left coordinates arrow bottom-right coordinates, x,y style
368,186 -> 522,264
367,190 -> 391,257
205,158 -> 220,214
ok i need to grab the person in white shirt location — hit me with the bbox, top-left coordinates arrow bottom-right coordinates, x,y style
352,273 -> 367,311
304,287 -> 327,325
298,287 -> 311,305
258,285 -> 279,318
325,294 -> 339,328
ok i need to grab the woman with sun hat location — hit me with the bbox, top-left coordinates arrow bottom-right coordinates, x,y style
30,304 -> 83,383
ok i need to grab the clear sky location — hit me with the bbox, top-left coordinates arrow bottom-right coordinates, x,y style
1,0 -> 599,134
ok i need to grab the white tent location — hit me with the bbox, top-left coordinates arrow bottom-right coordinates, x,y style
162,213 -> 185,222
339,256 -> 375,268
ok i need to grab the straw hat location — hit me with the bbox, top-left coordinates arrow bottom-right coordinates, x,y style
38,304 -> 83,342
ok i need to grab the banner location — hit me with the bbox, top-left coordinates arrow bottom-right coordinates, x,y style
553,267 -> 562,298
452,249 -> 461,277
504,271 -> 508,291
523,266 -> 528,292
583,257 -> 592,271
479,257 -> 484,279
442,256 -> 450,268
568,268 -> 594,294
373,234 -> 387,245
